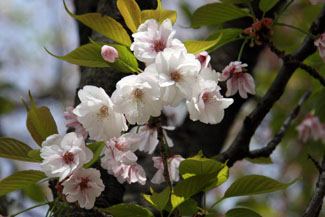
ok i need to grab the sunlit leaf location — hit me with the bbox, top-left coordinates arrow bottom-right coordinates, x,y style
224,175 -> 300,198
0,170 -> 46,196
183,35 -> 222,54
63,0 -> 131,47
24,92 -> 58,146
27,149 -> 43,162
141,0 -> 177,24
225,208 -> 262,217
23,183 -> 45,202
102,203 -> 154,217
259,0 -> 280,13
206,28 -> 243,51
0,138 -> 37,162
143,187 -> 170,211
117,0 -> 141,33
192,3 -> 249,28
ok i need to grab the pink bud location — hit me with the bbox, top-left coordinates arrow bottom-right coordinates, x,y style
101,45 -> 118,63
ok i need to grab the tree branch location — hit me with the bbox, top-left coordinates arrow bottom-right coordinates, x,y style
217,5 -> 325,166
248,90 -> 311,158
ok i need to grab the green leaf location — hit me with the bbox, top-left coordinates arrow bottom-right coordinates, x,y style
84,142 -> 106,168
28,149 -> 43,162
225,208 -> 262,217
0,96 -> 14,115
206,28 -> 243,51
0,170 -> 46,196
179,155 -> 224,179
117,0 -> 141,33
141,0 -> 177,24
63,0 -> 131,47
246,157 -> 273,164
259,0 -> 280,13
192,3 -> 249,28
22,183 -> 45,202
178,198 -> 198,216
221,0 -> 253,3
24,92 -> 58,146
224,175 -> 300,198
183,36 -> 222,54
143,187 -> 170,211
102,203 -> 154,217
0,138 -> 39,162
309,88 -> 325,122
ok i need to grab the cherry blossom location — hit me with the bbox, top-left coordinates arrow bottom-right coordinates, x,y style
40,132 -> 93,181
73,85 -> 128,141
130,125 -> 174,154
101,45 -> 118,63
62,168 -> 105,209
151,155 -> 184,184
195,51 -> 211,70
130,18 -> 185,64
153,48 -> 201,106
101,133 -> 146,185
296,113 -> 324,142
111,72 -> 162,125
314,33 -> 325,62
220,61 -> 255,99
64,106 -> 87,139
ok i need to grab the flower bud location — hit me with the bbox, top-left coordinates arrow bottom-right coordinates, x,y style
101,45 -> 118,63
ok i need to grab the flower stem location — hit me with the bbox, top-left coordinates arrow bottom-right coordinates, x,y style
237,38 -> 248,61
11,202 -> 49,217
206,197 -> 224,211
274,22 -> 316,39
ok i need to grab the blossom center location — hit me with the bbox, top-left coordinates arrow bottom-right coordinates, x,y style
153,40 -> 165,52
79,177 -> 90,191
98,105 -> 109,118
202,92 -> 212,104
170,71 -> 181,82
62,151 -> 74,164
232,71 -> 242,79
133,88 -> 143,100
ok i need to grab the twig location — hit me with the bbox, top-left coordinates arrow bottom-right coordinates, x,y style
249,90 -> 311,158
308,154 -> 322,174
216,5 -> 325,166
298,62 -> 325,87
303,155 -> 325,217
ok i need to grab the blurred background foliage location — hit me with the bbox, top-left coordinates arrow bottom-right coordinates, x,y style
0,0 -> 324,216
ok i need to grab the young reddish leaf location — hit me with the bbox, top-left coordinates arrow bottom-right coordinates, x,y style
117,0 -> 141,33
0,138 -> 38,162
25,92 -> 58,146
63,0 -> 131,47
0,170 -> 46,196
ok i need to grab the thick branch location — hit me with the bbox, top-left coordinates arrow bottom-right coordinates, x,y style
303,155 -> 325,217
217,5 -> 325,166
249,90 -> 311,158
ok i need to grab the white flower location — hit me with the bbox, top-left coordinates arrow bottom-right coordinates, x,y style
187,68 -> 233,124
130,125 -> 174,154
296,113 -> 324,143
111,73 -> 162,125
40,132 -> 93,181
73,85 -> 128,141
154,48 -> 201,106
195,51 -> 211,70
64,106 -> 88,139
62,168 -> 105,210
101,133 -> 147,185
151,155 -> 184,184
130,18 -> 185,64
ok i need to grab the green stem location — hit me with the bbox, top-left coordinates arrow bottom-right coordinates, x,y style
274,22 -> 316,39
247,2 -> 256,21
136,125 -> 141,133
207,197 -> 224,211
237,38 -> 248,61
11,202 -> 49,217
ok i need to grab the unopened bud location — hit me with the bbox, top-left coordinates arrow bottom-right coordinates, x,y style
101,45 -> 118,63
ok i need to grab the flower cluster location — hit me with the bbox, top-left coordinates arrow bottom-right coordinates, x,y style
40,18 -> 236,210
296,113 -> 325,143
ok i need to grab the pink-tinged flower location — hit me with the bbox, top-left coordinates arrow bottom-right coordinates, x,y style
101,45 -> 118,63
314,33 -> 325,62
310,0 -> 325,5
151,155 -> 184,184
220,61 -> 255,98
101,134 -> 147,185
130,125 -> 174,154
195,51 -> 211,70
73,85 -> 128,141
64,107 -> 88,139
296,113 -> 324,142
130,18 -> 186,64
111,72 -> 162,125
40,132 -> 93,181
62,168 -> 105,210
153,48 -> 201,106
